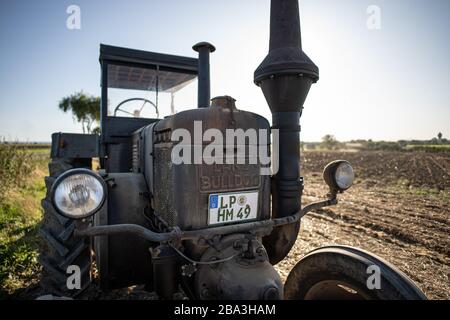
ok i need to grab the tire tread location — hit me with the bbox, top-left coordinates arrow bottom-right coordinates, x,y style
39,157 -> 92,297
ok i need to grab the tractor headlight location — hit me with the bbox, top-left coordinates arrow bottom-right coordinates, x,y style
323,160 -> 355,193
51,169 -> 106,219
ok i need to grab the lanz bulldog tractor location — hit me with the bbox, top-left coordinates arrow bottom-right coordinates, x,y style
39,0 -> 426,300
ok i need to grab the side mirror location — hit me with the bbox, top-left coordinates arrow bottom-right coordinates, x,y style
323,160 -> 355,195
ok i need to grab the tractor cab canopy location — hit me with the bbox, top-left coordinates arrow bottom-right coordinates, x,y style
100,44 -> 198,118
99,44 -> 198,142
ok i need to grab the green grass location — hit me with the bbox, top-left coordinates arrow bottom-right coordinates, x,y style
409,187 -> 449,202
0,147 -> 48,298
23,148 -> 50,155
386,182 -> 449,202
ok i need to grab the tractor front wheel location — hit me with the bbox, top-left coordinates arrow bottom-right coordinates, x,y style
284,245 -> 427,300
39,158 -> 93,297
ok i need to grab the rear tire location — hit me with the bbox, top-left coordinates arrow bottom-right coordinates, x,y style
284,245 -> 427,300
39,158 -> 93,297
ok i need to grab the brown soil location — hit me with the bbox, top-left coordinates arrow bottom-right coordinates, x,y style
276,151 -> 450,300
301,151 -> 450,190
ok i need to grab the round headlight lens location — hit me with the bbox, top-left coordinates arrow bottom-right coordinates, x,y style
335,162 -> 355,190
53,170 -> 105,219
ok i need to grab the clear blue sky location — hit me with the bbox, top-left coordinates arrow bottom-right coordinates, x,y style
0,0 -> 449,142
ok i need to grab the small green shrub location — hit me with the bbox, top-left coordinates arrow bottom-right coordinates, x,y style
0,143 -> 37,202
0,144 -> 47,297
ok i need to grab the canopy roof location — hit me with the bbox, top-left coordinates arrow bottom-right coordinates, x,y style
100,44 -> 198,93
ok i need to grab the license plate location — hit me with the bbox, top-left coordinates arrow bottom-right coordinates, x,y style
208,191 -> 258,225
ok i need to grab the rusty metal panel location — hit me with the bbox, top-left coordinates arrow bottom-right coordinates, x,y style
149,104 -> 271,231
51,132 -> 99,159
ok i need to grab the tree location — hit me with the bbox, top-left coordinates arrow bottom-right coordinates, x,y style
321,134 -> 339,150
59,92 -> 100,134
437,132 -> 443,142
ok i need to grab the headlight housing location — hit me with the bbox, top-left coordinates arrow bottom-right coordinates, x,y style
323,160 -> 355,193
51,169 -> 106,219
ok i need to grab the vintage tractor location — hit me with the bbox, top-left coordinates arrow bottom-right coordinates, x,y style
39,0 -> 426,300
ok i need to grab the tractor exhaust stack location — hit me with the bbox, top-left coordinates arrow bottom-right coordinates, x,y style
254,0 -> 319,264
193,42 -> 216,108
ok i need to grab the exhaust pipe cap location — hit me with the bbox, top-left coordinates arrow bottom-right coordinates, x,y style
254,0 -> 318,85
193,42 -> 216,53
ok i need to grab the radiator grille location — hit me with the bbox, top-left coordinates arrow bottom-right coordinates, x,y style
131,132 -> 141,173
153,146 -> 177,226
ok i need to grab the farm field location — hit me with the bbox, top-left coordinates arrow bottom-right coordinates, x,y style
277,151 -> 449,300
1,149 -> 449,299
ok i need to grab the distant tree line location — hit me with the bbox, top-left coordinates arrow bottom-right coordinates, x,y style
302,133 -> 449,152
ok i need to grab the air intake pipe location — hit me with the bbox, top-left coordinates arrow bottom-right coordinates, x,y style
193,42 -> 216,108
254,0 -> 319,264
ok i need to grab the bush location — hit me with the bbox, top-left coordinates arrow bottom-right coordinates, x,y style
0,144 -> 36,202
357,140 -> 403,151
0,143 -> 46,297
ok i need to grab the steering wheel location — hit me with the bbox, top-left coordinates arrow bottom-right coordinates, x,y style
113,98 -> 159,118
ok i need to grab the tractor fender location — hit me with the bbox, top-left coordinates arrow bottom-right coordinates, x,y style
284,245 -> 427,300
